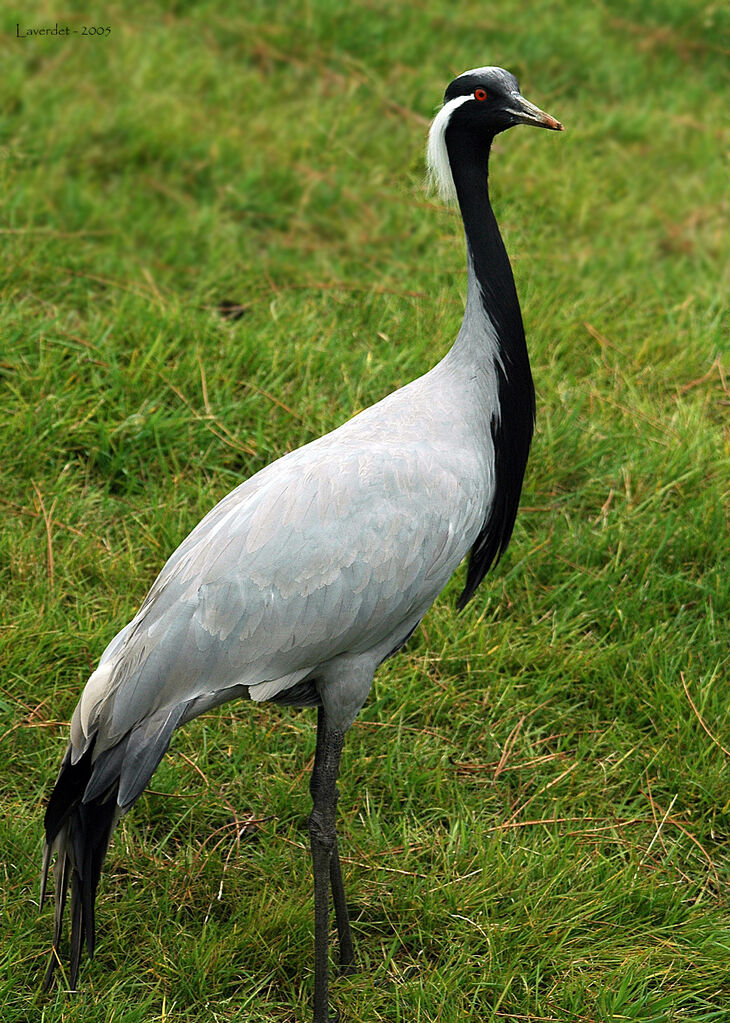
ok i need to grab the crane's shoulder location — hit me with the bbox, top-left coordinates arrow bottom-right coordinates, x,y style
141,435 -> 484,626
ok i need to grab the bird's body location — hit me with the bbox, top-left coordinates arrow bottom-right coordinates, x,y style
76,352 -> 493,763
42,67 -> 562,1023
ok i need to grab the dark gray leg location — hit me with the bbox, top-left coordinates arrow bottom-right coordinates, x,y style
311,709 -> 354,971
309,709 -> 350,1023
329,845 -> 354,972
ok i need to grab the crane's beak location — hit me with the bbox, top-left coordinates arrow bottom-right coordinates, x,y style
507,94 -> 563,131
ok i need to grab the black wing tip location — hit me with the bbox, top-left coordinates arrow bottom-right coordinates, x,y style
69,870 -> 84,990
41,743 -> 118,994
41,707 -> 184,991
39,842 -> 52,910
44,741 -> 95,845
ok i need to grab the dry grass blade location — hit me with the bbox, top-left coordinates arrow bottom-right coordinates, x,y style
680,673 -> 730,758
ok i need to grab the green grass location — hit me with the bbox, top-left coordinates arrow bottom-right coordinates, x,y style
2,1 -> 729,1020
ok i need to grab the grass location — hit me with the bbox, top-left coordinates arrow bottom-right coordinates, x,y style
1,0 -> 729,1020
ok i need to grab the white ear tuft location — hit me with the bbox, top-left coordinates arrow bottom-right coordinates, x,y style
426,94 -> 471,203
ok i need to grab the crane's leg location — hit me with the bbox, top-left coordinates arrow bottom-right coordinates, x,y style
311,708 -> 354,971
309,709 -> 350,1023
329,842 -> 355,972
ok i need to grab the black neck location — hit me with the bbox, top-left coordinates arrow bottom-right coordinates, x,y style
446,125 -> 536,608
447,127 -> 525,353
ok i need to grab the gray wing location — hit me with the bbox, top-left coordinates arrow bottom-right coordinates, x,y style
71,422 -> 490,758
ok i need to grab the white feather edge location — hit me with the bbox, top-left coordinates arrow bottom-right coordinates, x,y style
426,94 -> 472,203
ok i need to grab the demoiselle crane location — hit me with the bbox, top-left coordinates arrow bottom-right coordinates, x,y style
41,67 -> 562,1022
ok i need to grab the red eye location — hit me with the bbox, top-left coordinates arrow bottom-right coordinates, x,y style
474,88 -> 488,101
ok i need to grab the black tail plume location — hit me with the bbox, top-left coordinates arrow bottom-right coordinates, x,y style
40,707 -> 187,991
40,740 -> 119,992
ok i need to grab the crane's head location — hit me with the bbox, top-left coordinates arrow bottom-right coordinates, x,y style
427,66 -> 563,201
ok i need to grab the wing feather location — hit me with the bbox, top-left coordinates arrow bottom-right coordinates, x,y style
72,382 -> 492,752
